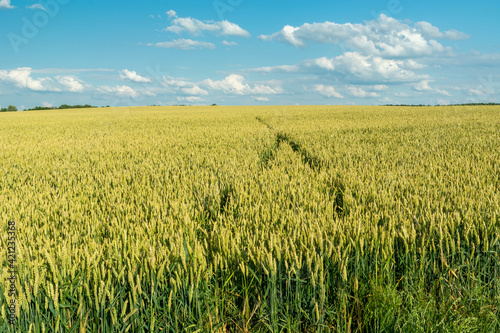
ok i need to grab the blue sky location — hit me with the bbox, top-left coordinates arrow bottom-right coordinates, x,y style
1,0 -> 499,108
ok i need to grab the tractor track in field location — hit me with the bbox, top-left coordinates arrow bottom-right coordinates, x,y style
256,117 -> 321,171
256,116 -> 346,218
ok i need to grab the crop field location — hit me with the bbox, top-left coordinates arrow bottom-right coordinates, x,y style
0,105 -> 499,332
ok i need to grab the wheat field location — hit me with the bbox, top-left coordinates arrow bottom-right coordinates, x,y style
1,105 -> 499,332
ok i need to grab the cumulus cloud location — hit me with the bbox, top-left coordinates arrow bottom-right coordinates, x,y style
252,96 -> 270,102
177,96 -> 205,103
313,84 -> 344,98
413,79 -> 450,96
97,85 -> 139,98
253,65 -> 298,73
418,52 -> 500,70
372,85 -> 389,91
165,14 -> 250,37
437,89 -> 451,96
462,84 -> 499,98
252,52 -> 427,84
143,89 -> 157,97
346,86 -> 379,98
181,85 -> 208,96
120,69 -> 152,83
161,76 -> 209,96
414,21 -> 469,40
166,10 -> 177,18
468,88 -> 485,96
222,40 -> 238,46
260,14 -> 464,58
414,79 -> 433,91
201,74 -> 282,95
162,77 -> 192,88
27,4 -> 46,10
0,67 -> 54,91
0,0 -> 14,9
0,67 -> 87,92
437,99 -> 450,105
56,76 -> 85,92
151,39 -> 216,50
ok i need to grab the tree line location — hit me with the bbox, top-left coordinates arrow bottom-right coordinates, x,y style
1,104 -> 99,112
26,104 -> 97,111
0,105 -> 18,112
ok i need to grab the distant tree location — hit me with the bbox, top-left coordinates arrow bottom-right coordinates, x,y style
0,105 -> 18,112
24,104 -> 96,111
211,103 -> 217,106
58,104 -> 95,109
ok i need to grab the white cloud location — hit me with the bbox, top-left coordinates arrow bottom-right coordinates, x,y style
222,40 -> 238,46
161,76 -> 208,96
152,39 -> 216,50
413,80 -> 450,96
56,76 -> 85,92
98,85 -> 139,98
166,10 -> 177,18
177,96 -> 205,103
27,4 -> 46,10
181,85 -> 208,96
313,84 -> 344,98
260,25 -> 304,47
372,84 -> 389,91
260,14 -> 461,58
252,52 -> 427,84
218,21 -> 250,37
143,90 -> 157,97
252,96 -> 270,102
0,0 -> 14,9
329,52 -> 425,83
0,67 -> 89,93
402,60 -> 426,70
120,69 -> 152,83
414,79 -> 433,91
438,90 -> 451,96
252,65 -> 298,73
162,76 -> 192,88
468,88 -> 485,96
202,74 -> 281,95
0,67 -> 58,91
346,86 -> 379,98
165,17 -> 250,37
414,21 -> 469,40
420,52 -> 500,69
42,101 -> 54,108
